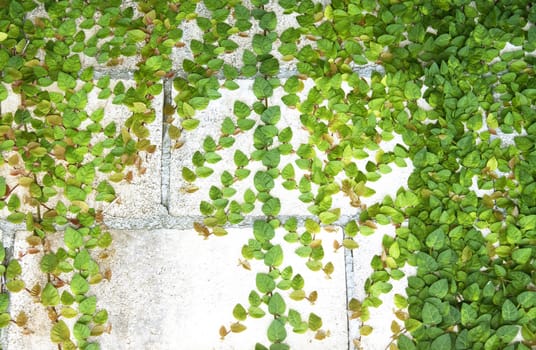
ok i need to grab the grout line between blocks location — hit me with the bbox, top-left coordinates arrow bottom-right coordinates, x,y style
345,248 -> 357,350
91,64 -> 384,81
160,78 -> 173,211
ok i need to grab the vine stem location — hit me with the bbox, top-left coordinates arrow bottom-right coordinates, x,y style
384,327 -> 407,350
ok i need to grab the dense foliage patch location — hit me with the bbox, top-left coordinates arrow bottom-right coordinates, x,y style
0,0 -> 534,349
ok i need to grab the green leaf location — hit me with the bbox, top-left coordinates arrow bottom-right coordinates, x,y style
249,291 -> 261,307
264,245 -> 283,267
233,304 -> 247,321
262,197 -> 281,216
234,101 -> 251,118
425,228 -> 446,250
430,334 -> 451,350
268,293 -> 286,315
429,279 -> 448,299
51,320 -> 70,343
7,212 -> 25,224
256,273 -> 276,293
6,280 -> 25,292
254,171 -> 274,192
64,227 -> 84,250
398,335 -> 416,350
289,290 -> 306,301
66,185 -> 86,201
93,309 -> 108,324
502,299 -> 519,321
517,291 -> 536,308
234,150 -> 249,167
422,302 -> 441,325
71,274 -> 89,295
253,220 -> 275,243
496,325 -> 519,343
127,29 -> 147,43
73,249 -> 93,271
267,319 -> 287,342
195,166 -> 214,178
0,85 -> 8,101
404,81 -> 421,100
291,274 -> 304,290
182,119 -> 200,130
512,248 -> 532,264
79,296 -> 97,315
260,58 -> 280,76
394,294 -> 408,308
319,210 -> 339,224
248,306 -> 265,318
58,72 -> 76,91
342,239 -> 359,249
288,309 -> 302,328
41,283 -> 60,306
461,303 -> 477,326
182,167 -> 196,182
40,254 -> 59,273
58,19 -> 76,36
6,260 -> 22,279
262,149 -> 281,168
252,34 -> 274,55
260,12 -> 277,31
61,307 -> 78,318
0,313 -> 10,328
308,313 -> 322,331
253,77 -> 273,99
0,294 -> 8,313
73,322 -> 90,341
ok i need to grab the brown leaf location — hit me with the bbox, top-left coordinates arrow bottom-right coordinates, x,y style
219,326 -> 228,339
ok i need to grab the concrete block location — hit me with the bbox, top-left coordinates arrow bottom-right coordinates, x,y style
88,80 -> 165,219
169,79 -> 365,218
0,80 -> 164,220
2,227 -> 347,349
94,227 -> 347,349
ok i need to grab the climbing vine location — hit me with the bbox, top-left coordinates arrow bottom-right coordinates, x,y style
0,0 -> 535,349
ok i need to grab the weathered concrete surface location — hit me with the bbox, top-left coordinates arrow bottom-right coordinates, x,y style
1,228 -> 347,349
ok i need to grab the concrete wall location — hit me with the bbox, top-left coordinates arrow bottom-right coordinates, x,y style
0,2 -> 415,349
